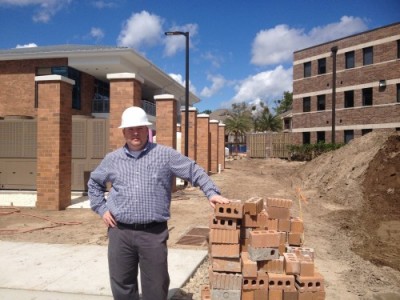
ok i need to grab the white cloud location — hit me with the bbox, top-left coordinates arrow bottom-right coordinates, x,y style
251,16 -> 368,66
0,0 -> 72,23
223,65 -> 292,108
92,1 -> 118,9
163,23 -> 198,57
90,27 -> 105,41
202,51 -> 223,68
168,73 -> 197,95
200,74 -> 226,98
16,43 -> 38,48
117,10 -> 164,49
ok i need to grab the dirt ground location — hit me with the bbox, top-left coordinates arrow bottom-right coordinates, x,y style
0,130 -> 399,299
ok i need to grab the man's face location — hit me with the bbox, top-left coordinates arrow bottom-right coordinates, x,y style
123,126 -> 149,151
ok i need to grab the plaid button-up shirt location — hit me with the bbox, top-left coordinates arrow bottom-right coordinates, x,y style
88,142 -> 221,224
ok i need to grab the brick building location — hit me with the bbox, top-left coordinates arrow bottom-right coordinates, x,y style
0,45 -> 225,209
292,22 -> 400,145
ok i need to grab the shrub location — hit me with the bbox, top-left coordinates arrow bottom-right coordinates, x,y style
288,142 -> 344,161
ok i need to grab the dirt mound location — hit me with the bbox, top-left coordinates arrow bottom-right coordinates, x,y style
299,130 -> 400,271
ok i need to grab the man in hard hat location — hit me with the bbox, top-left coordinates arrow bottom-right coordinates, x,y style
88,106 -> 229,300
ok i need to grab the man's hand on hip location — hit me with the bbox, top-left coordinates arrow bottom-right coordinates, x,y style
102,211 -> 117,228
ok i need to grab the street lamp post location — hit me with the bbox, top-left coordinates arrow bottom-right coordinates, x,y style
164,31 -> 190,158
331,46 -> 338,144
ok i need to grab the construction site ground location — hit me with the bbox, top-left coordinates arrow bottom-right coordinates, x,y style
0,130 -> 399,300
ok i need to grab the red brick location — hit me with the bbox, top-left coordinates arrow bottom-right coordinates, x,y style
283,288 -> 298,300
295,272 -> 324,293
268,273 -> 295,291
286,247 -> 315,260
312,290 -> 326,300
256,210 -> 269,229
209,228 -> 240,244
298,291 -> 314,300
266,197 -> 293,208
212,257 -> 241,273
200,285 -> 211,299
284,253 -> 300,275
249,230 -> 280,248
291,217 -> 304,233
278,219 -> 291,232
211,243 -> 240,258
215,200 -> 243,219
243,214 -> 258,228
258,256 -> 284,274
241,227 -> 253,239
288,232 -> 303,246
209,268 -> 243,290
210,214 -> 238,230
241,289 -> 255,300
254,289 -> 269,300
269,289 -> 283,300
267,218 -> 279,231
267,206 -> 290,220
241,238 -> 249,252
244,197 -> 264,215
242,271 -> 268,290
241,251 -> 258,277
300,255 -> 314,276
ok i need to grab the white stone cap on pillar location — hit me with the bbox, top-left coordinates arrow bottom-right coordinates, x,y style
218,122 -> 226,127
107,72 -> 144,84
154,94 -> 176,101
180,106 -> 197,112
197,113 -> 209,118
210,119 -> 219,124
35,75 -> 75,85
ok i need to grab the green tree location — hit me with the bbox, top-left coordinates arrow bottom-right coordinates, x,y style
274,91 -> 293,115
225,102 -> 253,156
254,109 -> 282,132
200,109 -> 212,114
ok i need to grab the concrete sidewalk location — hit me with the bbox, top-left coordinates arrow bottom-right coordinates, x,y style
0,241 -> 207,299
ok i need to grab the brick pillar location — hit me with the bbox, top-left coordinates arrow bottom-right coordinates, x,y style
181,107 -> 197,161
107,73 -> 143,151
218,123 -> 226,171
196,114 -> 210,173
209,120 -> 219,174
35,75 -> 74,210
154,94 -> 177,190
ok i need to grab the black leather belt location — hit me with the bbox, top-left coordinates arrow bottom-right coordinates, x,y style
117,221 -> 165,230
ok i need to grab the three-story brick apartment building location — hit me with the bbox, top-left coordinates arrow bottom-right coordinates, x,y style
292,22 -> 400,145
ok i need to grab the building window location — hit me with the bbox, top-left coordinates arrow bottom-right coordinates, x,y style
362,88 -> 373,106
344,130 -> 354,144
345,51 -> 355,69
36,66 -> 81,110
317,95 -> 325,111
92,79 -> 110,113
304,62 -> 311,78
362,129 -> 373,136
397,40 -> 400,59
397,84 -> 400,103
344,90 -> 354,108
318,58 -> 326,74
303,132 -> 311,145
317,131 -> 325,143
363,47 -> 373,65
303,97 -> 311,112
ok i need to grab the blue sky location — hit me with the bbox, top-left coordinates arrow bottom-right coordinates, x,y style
0,0 -> 399,113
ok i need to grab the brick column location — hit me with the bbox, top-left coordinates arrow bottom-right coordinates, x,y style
181,107 -> 197,161
196,114 -> 210,173
35,75 -> 74,210
154,94 -> 178,190
218,122 -> 226,171
107,73 -> 143,151
209,120 -> 219,174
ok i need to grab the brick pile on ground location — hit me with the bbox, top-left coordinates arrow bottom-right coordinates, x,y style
200,197 -> 325,300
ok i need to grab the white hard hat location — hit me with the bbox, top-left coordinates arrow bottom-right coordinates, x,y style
118,106 -> 152,128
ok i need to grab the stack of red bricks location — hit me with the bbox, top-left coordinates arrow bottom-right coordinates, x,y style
201,197 -> 325,300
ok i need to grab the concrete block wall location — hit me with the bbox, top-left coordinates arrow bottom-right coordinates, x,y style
203,197 -> 326,300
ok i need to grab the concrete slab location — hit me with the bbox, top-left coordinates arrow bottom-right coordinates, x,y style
0,241 -> 207,299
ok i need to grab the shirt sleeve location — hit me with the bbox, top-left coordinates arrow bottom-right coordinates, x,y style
88,157 -> 110,217
169,150 -> 221,199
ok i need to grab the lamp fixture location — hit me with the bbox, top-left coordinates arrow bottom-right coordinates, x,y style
379,80 -> 386,88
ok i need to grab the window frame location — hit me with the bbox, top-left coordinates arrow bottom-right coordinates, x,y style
362,88 -> 373,106
317,131 -> 325,143
303,97 -> 311,112
318,58 -> 326,74
304,62 -> 311,78
303,132 -> 311,145
344,130 -> 354,144
345,51 -> 355,69
344,90 -> 354,108
317,95 -> 326,111
363,47 -> 373,66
